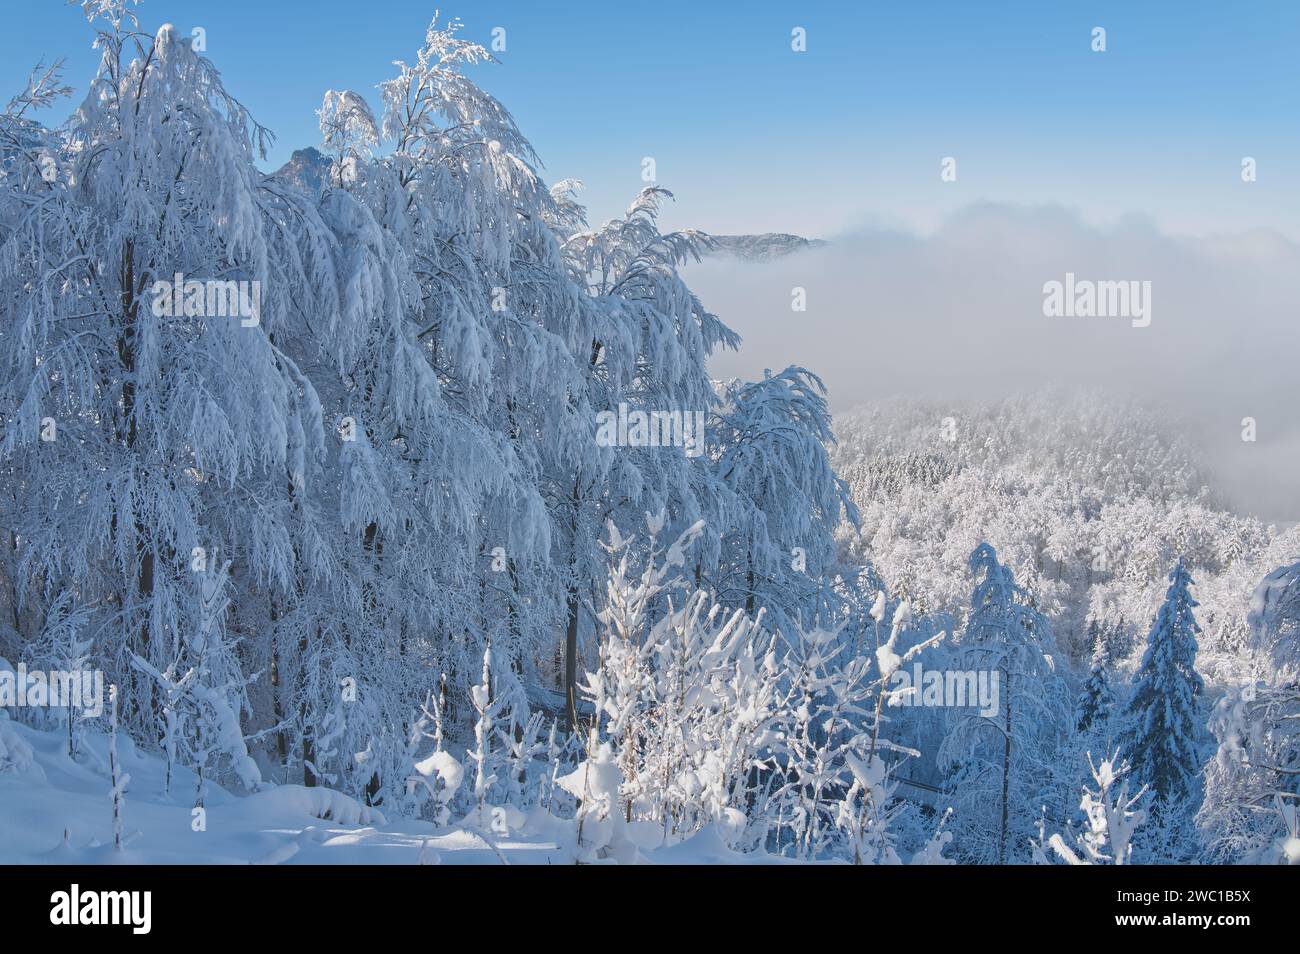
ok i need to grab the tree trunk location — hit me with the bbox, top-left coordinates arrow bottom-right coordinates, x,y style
300,626 -> 316,787
117,239 -> 155,722
564,585 -> 579,734
563,476 -> 582,733
998,668 -> 1012,864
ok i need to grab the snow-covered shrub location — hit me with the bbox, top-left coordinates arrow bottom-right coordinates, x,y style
130,561 -> 260,802
1047,752 -> 1148,865
402,675 -> 460,825
910,808 -> 957,865
557,741 -> 639,864
764,597 -> 945,863
581,517 -> 781,845
0,710 -> 36,775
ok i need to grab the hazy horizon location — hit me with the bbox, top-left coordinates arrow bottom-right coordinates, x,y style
694,203 -> 1300,524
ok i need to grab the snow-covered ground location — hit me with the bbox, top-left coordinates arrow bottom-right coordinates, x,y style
0,715 -> 783,865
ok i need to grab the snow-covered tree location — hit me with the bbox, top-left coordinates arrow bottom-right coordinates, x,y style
940,543 -> 1071,864
1200,680 -> 1300,861
465,644 -> 503,823
1075,620 -> 1115,733
1199,560 -> 1300,862
1119,558 -> 1205,805
316,89 -> 378,186
712,366 -> 859,634
550,186 -> 740,730
1245,560 -> 1300,679
0,6 -> 363,765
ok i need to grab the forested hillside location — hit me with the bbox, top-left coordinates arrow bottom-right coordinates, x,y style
832,394 -> 1298,676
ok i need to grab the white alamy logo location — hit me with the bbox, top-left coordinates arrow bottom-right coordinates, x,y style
151,272 -> 261,327
1042,272 -> 1151,328
888,665 -> 1001,718
50,885 -> 152,935
1,664 -> 103,717
595,404 -> 705,458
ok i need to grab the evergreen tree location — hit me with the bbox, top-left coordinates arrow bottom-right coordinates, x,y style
1075,620 -> 1114,732
1120,558 -> 1205,803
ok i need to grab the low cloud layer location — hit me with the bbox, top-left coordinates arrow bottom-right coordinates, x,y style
691,203 -> 1300,522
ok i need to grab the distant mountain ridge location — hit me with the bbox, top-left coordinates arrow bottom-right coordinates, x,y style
271,146 -> 330,195
702,232 -> 826,262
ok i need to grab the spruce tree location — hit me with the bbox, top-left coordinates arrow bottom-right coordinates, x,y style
1120,558 -> 1205,802
1075,620 -> 1114,732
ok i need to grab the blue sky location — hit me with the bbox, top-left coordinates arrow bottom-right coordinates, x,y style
3,1 -> 1298,237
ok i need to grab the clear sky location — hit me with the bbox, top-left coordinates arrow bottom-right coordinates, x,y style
3,0 -> 1298,239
